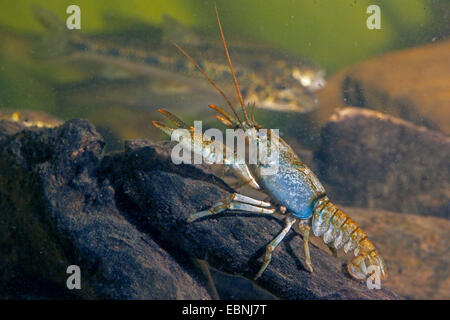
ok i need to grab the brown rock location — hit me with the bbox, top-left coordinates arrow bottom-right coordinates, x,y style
316,107 -> 450,218
343,207 -> 450,300
316,40 -> 450,134
0,117 -> 403,299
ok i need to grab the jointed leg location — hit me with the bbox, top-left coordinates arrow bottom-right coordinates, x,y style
188,193 -> 274,222
298,221 -> 314,273
254,216 -> 297,279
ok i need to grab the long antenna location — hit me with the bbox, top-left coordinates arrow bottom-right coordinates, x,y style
214,4 -> 250,124
170,40 -> 243,125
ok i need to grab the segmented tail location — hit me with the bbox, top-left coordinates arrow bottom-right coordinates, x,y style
311,196 -> 387,280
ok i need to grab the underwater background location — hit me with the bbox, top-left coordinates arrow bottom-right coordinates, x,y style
0,0 -> 448,300
0,0 -> 448,149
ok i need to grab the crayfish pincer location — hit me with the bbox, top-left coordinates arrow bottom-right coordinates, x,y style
152,4 -> 387,284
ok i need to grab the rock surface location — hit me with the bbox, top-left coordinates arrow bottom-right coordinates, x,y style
341,207 -> 450,300
0,119 -> 211,299
316,39 -> 450,135
316,107 -> 450,218
0,118 -> 404,299
101,139 -> 401,300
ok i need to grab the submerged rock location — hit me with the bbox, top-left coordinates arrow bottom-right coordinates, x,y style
316,39 -> 450,135
101,139 -> 401,300
316,107 -> 449,218
0,118 -> 401,299
0,119 -> 210,299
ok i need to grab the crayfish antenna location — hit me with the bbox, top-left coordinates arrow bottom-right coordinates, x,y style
216,115 -> 234,128
214,3 -> 251,126
152,120 -> 174,136
208,104 -> 240,128
157,109 -> 190,129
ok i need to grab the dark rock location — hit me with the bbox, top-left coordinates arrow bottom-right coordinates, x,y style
316,107 -> 450,218
209,267 -> 278,300
102,139 -> 401,300
0,119 -> 210,299
343,206 -> 450,300
316,40 -> 450,135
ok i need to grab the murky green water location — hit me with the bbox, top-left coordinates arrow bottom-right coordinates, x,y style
0,0 -> 448,150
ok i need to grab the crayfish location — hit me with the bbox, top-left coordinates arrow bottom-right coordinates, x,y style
153,5 -> 387,282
